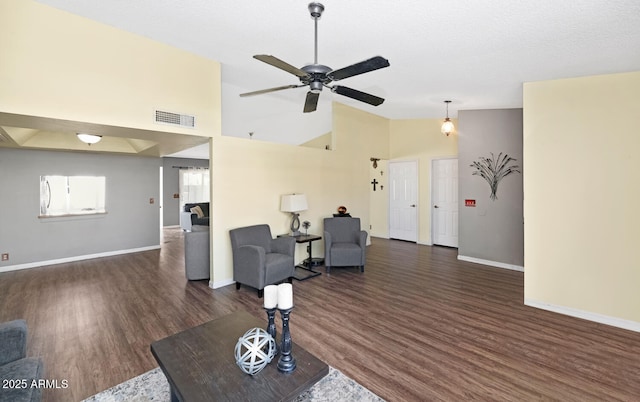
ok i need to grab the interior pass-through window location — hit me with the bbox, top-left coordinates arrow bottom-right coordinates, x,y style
39,175 -> 106,217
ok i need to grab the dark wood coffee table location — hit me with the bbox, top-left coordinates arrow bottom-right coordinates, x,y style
150,311 -> 328,401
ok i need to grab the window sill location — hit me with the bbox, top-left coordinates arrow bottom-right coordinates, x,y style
38,212 -> 108,220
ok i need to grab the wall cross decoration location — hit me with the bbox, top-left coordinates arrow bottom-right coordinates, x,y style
371,178 -> 379,191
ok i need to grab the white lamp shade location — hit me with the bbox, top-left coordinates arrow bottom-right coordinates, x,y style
280,194 -> 308,212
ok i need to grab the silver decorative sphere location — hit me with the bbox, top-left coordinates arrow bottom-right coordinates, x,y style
234,327 -> 276,375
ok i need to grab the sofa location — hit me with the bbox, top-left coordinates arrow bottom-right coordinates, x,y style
0,319 -> 44,402
184,225 -> 210,281
180,202 -> 210,231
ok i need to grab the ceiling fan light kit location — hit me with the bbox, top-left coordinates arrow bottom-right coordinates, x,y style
239,2 -> 390,113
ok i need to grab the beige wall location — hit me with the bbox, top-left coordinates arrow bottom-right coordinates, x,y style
369,160 -> 389,238
523,71 -> 640,325
0,0 -> 220,138
388,118 -> 459,244
209,102 -> 390,287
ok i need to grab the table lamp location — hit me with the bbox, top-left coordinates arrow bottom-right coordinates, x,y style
280,194 -> 308,236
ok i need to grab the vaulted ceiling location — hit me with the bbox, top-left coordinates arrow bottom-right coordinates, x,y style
5,0 -> 640,157
35,0 -> 640,117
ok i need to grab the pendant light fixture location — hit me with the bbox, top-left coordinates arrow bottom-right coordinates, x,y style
441,100 -> 454,136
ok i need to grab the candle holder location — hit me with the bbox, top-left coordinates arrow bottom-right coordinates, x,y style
264,307 -> 279,356
277,307 -> 296,373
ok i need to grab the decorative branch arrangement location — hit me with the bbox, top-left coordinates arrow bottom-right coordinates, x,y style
470,152 -> 520,201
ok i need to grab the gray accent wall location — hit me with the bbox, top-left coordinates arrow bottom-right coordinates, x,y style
161,157 -> 209,226
458,109 -> 524,267
0,148 -> 161,267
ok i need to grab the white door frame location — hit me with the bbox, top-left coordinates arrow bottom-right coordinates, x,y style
388,159 -> 419,242
430,156 -> 459,247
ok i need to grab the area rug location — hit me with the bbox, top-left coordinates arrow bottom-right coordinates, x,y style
83,366 -> 384,402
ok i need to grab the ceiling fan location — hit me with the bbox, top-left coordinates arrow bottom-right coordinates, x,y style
239,2 -> 390,113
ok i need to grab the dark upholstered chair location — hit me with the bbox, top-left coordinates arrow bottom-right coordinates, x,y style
229,224 -> 295,297
0,320 -> 44,402
323,217 -> 368,273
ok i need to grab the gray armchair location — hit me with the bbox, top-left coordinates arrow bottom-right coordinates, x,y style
323,217 -> 368,273
229,224 -> 295,297
0,319 -> 44,402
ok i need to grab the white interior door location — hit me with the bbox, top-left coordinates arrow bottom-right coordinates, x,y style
389,161 -> 418,242
432,158 -> 458,247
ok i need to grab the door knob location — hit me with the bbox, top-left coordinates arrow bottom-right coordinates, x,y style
410,204 -> 416,207
434,205 -> 439,208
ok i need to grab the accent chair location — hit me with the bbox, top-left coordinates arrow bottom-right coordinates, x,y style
229,224 -> 295,297
323,217 -> 368,273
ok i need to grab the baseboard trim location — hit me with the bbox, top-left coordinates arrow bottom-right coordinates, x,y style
371,235 -> 434,245
0,245 -> 161,273
210,278 -> 235,289
525,298 -> 640,333
457,255 -> 524,272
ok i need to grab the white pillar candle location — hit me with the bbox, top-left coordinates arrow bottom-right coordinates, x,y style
277,283 -> 293,309
263,285 -> 278,309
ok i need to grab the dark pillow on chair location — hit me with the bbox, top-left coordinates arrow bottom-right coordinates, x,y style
198,202 -> 209,217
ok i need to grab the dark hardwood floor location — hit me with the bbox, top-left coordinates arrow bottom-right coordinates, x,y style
1,228 -> 639,401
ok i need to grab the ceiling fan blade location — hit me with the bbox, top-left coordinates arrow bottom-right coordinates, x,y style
303,92 -> 320,113
239,84 -> 302,97
254,55 -> 309,78
328,56 -> 390,81
333,86 -> 385,106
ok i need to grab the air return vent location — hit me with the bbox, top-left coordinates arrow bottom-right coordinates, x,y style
155,110 -> 196,128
